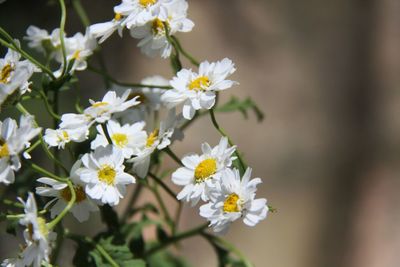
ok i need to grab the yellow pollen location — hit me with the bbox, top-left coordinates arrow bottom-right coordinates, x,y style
223,193 -> 240,213
98,165 -> 116,185
92,101 -> 108,108
60,185 -> 86,203
112,133 -> 128,148
151,18 -> 169,35
139,0 -> 157,7
194,158 -> 217,182
114,12 -> 122,21
146,129 -> 159,147
0,141 -> 9,158
37,217 -> 49,237
72,50 -> 81,60
0,64 -> 14,84
189,76 -> 210,91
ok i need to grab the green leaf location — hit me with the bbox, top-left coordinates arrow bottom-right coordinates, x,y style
147,250 -> 192,267
216,96 -> 264,122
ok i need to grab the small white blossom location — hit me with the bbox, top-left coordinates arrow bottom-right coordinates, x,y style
18,193 -> 56,267
0,43 -> 39,107
130,0 -> 194,58
161,58 -> 238,119
0,115 -> 41,184
171,137 -> 236,205
91,119 -> 147,159
44,127 -> 88,149
89,12 -> 125,44
77,145 -> 135,206
36,161 -> 99,222
84,90 -> 140,123
200,168 -> 268,234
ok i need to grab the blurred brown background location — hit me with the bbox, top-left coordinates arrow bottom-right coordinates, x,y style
1,0 -> 400,266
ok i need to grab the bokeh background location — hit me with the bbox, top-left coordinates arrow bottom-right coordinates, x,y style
1,0 -> 400,266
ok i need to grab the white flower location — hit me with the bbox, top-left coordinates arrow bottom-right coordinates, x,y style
199,168 -> 268,234
91,119 -> 147,159
77,145 -> 135,206
36,160 -> 99,222
52,30 -> 96,77
24,26 -> 51,54
18,193 -> 56,267
89,12 -> 125,44
0,115 -> 41,184
115,0 -> 170,29
0,43 -> 39,107
130,0 -> 194,58
171,137 -> 236,205
128,109 -> 182,177
44,127 -> 88,149
84,90 -> 140,123
1,258 -> 21,267
161,58 -> 238,119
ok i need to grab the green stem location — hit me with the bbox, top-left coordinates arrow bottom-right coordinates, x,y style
121,183 -> 143,223
144,223 -> 209,257
101,123 -> 113,144
87,66 -> 172,89
66,232 -> 120,267
58,0 -> 68,77
152,184 -> 173,227
71,0 -> 90,27
16,103 -> 68,174
2,199 -> 24,208
202,233 -> 254,267
35,89 -> 61,120
148,172 -> 177,201
209,108 -> 246,173
163,147 -> 183,166
47,180 -> 75,229
170,36 -> 200,67
172,201 -> 182,236
24,139 -> 41,155
24,160 -> 66,182
0,36 -> 55,79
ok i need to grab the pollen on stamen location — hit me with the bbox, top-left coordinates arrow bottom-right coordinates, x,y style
114,12 -> 122,21
194,158 -> 217,183
0,140 -> 9,158
139,0 -> 157,7
112,133 -> 129,148
223,193 -> 240,213
91,101 -> 109,108
189,76 -> 210,91
146,129 -> 159,147
0,64 -> 14,84
98,165 -> 117,185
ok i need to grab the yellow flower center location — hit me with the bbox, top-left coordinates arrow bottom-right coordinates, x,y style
72,50 -> 81,60
92,101 -> 109,108
146,129 -> 159,147
223,193 -> 240,213
114,12 -> 122,21
194,158 -> 217,182
0,64 -> 14,84
98,165 -> 117,185
188,76 -> 210,91
151,18 -> 169,36
37,217 -> 49,237
139,0 -> 157,7
112,133 -> 128,148
0,140 -> 9,158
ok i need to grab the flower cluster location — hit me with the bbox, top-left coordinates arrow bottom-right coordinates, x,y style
0,0 -> 269,266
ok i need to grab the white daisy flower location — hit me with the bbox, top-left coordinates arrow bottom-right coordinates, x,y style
89,12 -> 125,44
53,29 -> 96,77
91,119 -> 147,159
77,145 -> 135,206
0,115 -> 41,185
128,109 -> 182,177
84,90 -> 140,123
1,258 -> 21,267
199,167 -> 268,234
130,0 -> 194,58
43,127 -> 88,149
36,160 -> 99,222
161,58 -> 238,120
18,193 -> 56,267
24,26 -> 52,54
171,137 -> 236,205
115,0 -> 170,29
0,43 -> 39,107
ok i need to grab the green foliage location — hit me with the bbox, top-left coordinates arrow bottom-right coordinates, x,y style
216,96 -> 264,122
